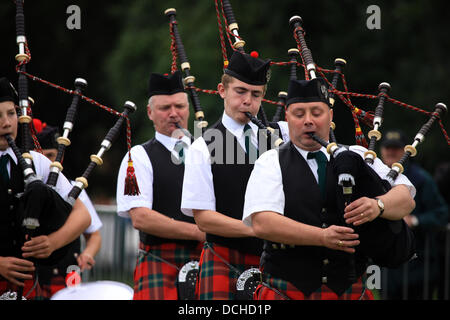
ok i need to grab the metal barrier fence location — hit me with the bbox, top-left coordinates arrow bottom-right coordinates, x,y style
379,223 -> 450,300
81,205 -> 138,287
85,205 -> 450,299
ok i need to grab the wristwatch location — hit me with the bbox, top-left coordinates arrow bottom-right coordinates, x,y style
375,197 -> 385,217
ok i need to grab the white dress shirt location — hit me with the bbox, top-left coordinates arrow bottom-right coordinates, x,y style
242,144 -> 417,227
116,131 -> 191,218
71,183 -> 103,233
2,147 -> 101,233
0,148 -> 75,199
277,120 -> 290,143
180,111 -> 290,217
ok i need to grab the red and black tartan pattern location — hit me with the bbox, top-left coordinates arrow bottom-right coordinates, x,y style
254,273 -> 374,300
37,274 -> 66,300
0,277 -> 44,300
133,241 -> 203,300
196,242 -> 261,300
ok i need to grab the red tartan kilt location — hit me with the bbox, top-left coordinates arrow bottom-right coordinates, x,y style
254,275 -> 374,300
0,277 -> 41,300
196,242 -> 261,300
133,241 -> 203,300
39,274 -> 66,299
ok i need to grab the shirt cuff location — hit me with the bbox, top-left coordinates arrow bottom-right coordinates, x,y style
117,200 -> 152,218
84,224 -> 102,234
181,200 -> 216,217
243,202 -> 284,227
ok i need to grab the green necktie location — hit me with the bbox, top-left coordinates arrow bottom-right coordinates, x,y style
244,124 -> 258,158
307,151 -> 327,199
0,154 -> 11,184
174,140 -> 185,163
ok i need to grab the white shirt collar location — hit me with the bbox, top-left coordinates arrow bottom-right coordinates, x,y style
293,144 -> 330,162
0,147 -> 18,165
155,131 -> 191,152
221,111 -> 258,139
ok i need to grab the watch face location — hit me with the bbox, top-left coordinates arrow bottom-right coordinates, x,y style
377,199 -> 384,211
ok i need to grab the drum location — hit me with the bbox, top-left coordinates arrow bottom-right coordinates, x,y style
51,280 -> 133,300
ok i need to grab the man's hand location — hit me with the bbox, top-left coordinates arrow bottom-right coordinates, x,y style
344,197 -> 380,226
21,235 -> 56,259
321,225 -> 360,253
77,252 -> 95,272
0,256 -> 35,287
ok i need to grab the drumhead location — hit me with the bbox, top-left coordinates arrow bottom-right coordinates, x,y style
51,280 -> 133,300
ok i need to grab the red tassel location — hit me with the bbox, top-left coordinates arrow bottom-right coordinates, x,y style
355,129 -> 368,148
124,160 -> 140,196
361,111 -> 375,128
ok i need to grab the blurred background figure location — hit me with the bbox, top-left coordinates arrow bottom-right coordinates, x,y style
433,161 -> 450,299
380,129 -> 448,299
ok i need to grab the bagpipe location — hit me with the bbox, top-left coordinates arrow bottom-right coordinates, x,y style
384,102 -> 447,185
290,14 -> 448,276
160,0 -> 450,302
161,8 -> 201,299
162,0 -> 448,298
216,4 -> 447,274
290,14 -> 356,283
308,104 -> 446,268
3,0 -> 139,299
165,8 -> 208,137
163,2 -> 283,299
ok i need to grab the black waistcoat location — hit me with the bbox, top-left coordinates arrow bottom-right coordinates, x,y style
204,120 -> 280,255
0,157 -> 80,283
260,142 -> 368,296
140,138 -> 198,247
0,159 -> 25,257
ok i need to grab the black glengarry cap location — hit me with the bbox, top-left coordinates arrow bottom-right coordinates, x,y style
0,77 -> 18,104
33,118 -> 60,149
286,77 -> 330,108
224,51 -> 271,85
148,71 -> 185,97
